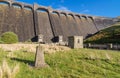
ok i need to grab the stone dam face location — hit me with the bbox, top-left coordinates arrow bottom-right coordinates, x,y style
0,0 -> 116,43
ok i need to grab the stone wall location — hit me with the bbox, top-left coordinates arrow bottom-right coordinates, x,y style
0,0 -> 116,43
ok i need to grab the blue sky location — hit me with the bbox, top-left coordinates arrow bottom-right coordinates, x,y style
17,0 -> 120,17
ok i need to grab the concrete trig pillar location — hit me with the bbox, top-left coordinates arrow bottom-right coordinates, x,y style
68,36 -> 83,49
35,46 -> 48,68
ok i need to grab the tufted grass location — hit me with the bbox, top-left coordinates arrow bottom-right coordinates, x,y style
0,48 -> 120,78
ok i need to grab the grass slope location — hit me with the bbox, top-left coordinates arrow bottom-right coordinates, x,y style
84,23 -> 120,44
0,48 -> 120,78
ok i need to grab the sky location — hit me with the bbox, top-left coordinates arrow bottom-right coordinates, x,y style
16,0 -> 120,18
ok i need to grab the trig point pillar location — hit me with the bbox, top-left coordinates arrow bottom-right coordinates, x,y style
68,36 -> 83,49
35,46 -> 48,68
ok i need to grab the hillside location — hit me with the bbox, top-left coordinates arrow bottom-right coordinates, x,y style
0,48 -> 120,78
84,22 -> 120,44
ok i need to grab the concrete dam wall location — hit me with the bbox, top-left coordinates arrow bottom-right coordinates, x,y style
0,0 -> 115,43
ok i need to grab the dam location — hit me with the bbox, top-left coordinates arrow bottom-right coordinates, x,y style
0,0 -> 115,43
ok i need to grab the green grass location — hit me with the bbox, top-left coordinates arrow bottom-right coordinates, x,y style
0,48 -> 120,78
84,23 -> 120,44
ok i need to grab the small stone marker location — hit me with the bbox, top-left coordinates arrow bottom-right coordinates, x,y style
58,35 -> 63,43
57,35 -> 66,45
107,44 -> 113,49
38,34 -> 43,43
35,45 -> 48,68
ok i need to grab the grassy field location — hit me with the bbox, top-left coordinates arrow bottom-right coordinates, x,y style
0,48 -> 120,78
84,23 -> 120,44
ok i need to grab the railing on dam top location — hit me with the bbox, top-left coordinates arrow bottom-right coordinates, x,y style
84,43 -> 120,50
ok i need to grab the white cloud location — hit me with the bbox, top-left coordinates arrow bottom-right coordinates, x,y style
56,6 -> 71,12
80,9 -> 90,13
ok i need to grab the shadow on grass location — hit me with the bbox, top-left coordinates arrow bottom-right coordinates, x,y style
11,58 -> 35,66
